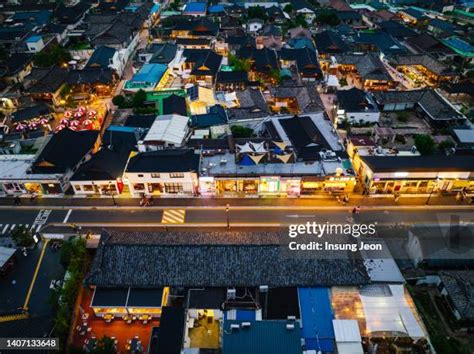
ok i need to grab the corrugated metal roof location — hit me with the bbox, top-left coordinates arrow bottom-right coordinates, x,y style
298,287 -> 335,352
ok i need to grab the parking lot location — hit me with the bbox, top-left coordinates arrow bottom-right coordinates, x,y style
0,240 -> 65,337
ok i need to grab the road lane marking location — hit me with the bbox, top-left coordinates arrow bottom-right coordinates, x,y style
161,209 -> 186,224
23,239 -> 50,311
31,209 -> 52,233
63,209 -> 72,223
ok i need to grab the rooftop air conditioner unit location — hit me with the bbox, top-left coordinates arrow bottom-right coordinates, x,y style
230,324 -> 240,331
259,285 -> 268,292
286,324 -> 295,330
227,288 -> 236,300
241,322 -> 251,328
287,316 -> 296,321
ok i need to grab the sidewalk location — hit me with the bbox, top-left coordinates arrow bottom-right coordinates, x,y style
1,194 -> 471,208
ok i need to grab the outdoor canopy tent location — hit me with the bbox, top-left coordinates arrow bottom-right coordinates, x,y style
359,285 -> 425,339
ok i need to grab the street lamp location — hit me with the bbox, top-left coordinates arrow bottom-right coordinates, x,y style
225,204 -> 230,230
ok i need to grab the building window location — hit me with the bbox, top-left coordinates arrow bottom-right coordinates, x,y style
164,183 -> 183,193
133,183 -> 145,191
138,174 -> 144,178
151,173 -> 161,178
83,185 -> 94,192
170,173 -> 184,178
74,185 -> 81,191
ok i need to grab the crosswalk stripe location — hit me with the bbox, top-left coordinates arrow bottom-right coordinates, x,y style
1,225 -> 8,234
10,224 -> 16,231
161,209 -> 186,224
35,225 -> 42,233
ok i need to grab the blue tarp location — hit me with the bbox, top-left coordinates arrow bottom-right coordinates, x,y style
298,287 -> 335,352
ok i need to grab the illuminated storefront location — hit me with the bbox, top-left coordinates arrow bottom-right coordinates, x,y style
360,156 -> 474,195
90,287 -> 169,319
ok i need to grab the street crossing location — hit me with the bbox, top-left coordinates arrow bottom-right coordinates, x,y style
161,209 -> 186,224
0,209 -> 52,235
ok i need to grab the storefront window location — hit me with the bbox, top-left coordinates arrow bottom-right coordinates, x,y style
259,178 -> 280,193
242,180 -> 258,193
83,185 -> 94,192
164,183 -> 183,193
133,183 -> 145,191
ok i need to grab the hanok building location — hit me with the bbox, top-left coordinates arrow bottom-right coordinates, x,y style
236,47 -> 280,82
279,47 -> 322,82
66,67 -> 116,98
124,149 -> 200,197
334,53 -> 395,91
70,126 -> 139,196
373,89 -> 467,127
24,67 -> 69,106
0,128 -> 100,195
385,54 -> 456,87
227,88 -> 270,121
335,88 -> 380,125
182,49 -> 223,86
405,33 -> 456,59
268,85 -> 324,114
216,71 -> 250,91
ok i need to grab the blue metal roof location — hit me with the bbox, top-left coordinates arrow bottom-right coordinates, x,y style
208,4 -> 225,13
130,63 -> 167,84
26,35 -> 42,43
151,3 -> 161,13
184,2 -> 207,13
298,287 -> 335,352
223,320 -> 303,354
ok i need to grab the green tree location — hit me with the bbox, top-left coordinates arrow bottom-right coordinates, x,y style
229,55 -> 253,72
315,10 -> 340,26
12,225 -> 34,247
131,90 -> 147,108
92,336 -> 116,354
269,68 -> 282,85
396,111 -> 409,122
231,125 -> 254,138
283,4 -> 293,13
438,139 -> 455,151
34,45 -> 71,68
247,6 -> 267,21
168,0 -> 180,11
112,95 -> 128,108
414,134 -> 435,155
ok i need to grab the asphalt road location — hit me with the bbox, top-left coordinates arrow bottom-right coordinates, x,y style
1,206 -> 473,230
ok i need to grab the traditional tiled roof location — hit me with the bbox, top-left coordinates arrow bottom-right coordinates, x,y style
227,88 -> 269,120
85,231 -> 370,287
335,53 -> 391,81
270,85 -> 324,113
386,54 -> 454,76
32,128 -> 99,174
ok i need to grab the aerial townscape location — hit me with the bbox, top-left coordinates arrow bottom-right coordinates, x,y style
0,0 -> 473,353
